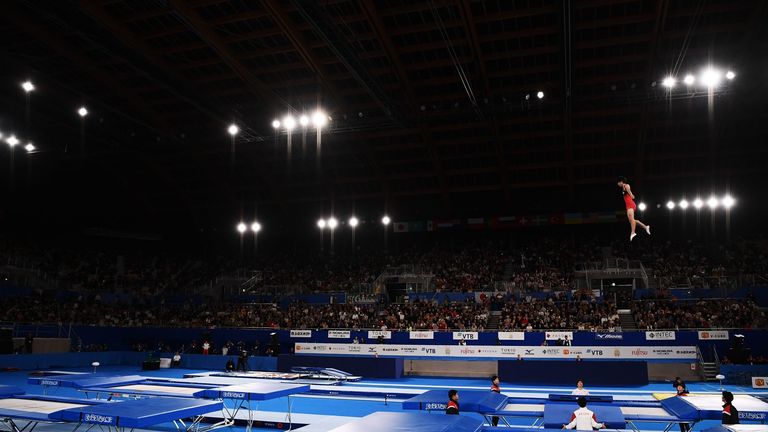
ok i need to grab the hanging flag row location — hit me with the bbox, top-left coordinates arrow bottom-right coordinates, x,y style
393,211 -> 622,233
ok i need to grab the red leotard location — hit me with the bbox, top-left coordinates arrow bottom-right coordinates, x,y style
623,187 -> 637,211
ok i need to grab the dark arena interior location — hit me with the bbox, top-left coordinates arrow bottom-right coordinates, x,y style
1,1 -> 768,431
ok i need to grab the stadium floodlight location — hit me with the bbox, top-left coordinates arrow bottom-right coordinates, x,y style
536,91 -> 544,99
721,195 -> 735,209
693,198 -> 704,209
725,71 -> 735,80
227,123 -> 239,136
299,115 -> 309,127
317,218 -> 326,229
637,202 -> 647,211
22,81 -> 35,93
272,119 -> 281,129
666,200 -> 675,210
236,222 -> 247,233
348,216 -> 359,228
78,106 -> 88,117
251,222 -> 261,233
327,217 -> 338,230
679,199 -> 689,209
700,67 -> 722,88
707,196 -> 719,209
283,115 -> 296,131
381,215 -> 391,225
662,76 -> 676,88
312,110 -> 328,128
6,135 -> 19,147
683,74 -> 695,85
24,143 -> 35,153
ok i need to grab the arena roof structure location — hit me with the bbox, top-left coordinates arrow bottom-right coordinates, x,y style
0,0 -> 766,231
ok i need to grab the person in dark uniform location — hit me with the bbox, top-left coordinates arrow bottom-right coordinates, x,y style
24,333 -> 34,354
225,358 -> 235,372
446,389 -> 459,415
722,391 -> 739,425
236,348 -> 248,372
490,375 -> 501,426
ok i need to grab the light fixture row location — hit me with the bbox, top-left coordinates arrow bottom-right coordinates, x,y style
237,221 -> 262,234
318,215 -> 391,230
661,67 -> 735,89
272,110 -> 329,131
638,195 -> 735,212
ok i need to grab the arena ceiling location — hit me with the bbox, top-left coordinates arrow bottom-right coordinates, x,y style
1,0 -> 767,233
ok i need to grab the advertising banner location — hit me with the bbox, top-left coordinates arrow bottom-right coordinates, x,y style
289,330 -> 312,338
294,343 -> 698,360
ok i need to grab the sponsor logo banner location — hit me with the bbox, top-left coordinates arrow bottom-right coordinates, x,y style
368,330 -> 392,339
328,330 -> 351,339
293,343 -> 697,359
290,330 -> 312,338
698,330 -> 729,340
645,331 -> 676,341
409,331 -> 434,340
453,331 -> 478,340
545,331 -> 573,341
595,333 -> 623,340
753,377 -> 768,389
498,332 -> 526,341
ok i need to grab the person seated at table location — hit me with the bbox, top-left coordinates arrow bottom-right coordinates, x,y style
225,358 -> 235,372
722,391 -> 739,425
562,397 -> 604,430
571,379 -> 589,395
446,389 -> 459,415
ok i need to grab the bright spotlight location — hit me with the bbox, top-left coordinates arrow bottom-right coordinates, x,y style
299,115 -> 309,127
693,198 -> 703,209
638,202 -> 647,211
381,215 -> 391,225
227,123 -> 239,136
707,196 -> 719,209
700,67 -> 722,88
349,216 -> 359,228
282,116 -> 296,131
536,91 -> 544,99
251,222 -> 261,233
236,222 -> 247,233
22,81 -> 35,93
24,143 -> 35,153
271,119 -> 281,129
725,71 -> 735,80
662,76 -> 676,88
721,195 -> 735,209
666,201 -> 675,210
77,106 -> 88,117
317,219 -> 326,229
327,217 -> 338,229
312,110 -> 328,128
679,199 -> 689,209
6,135 -> 19,147
683,74 -> 695,85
